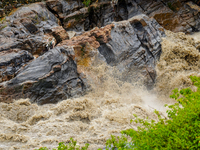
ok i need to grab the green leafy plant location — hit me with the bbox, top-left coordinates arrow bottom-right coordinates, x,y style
37,148 -> 49,150
35,138 -> 89,150
105,76 -> 200,150
83,0 -> 91,7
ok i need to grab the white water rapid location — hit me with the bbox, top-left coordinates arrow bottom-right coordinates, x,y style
0,31 -> 200,150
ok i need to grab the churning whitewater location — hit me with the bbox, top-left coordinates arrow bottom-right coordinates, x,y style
0,31 -> 200,150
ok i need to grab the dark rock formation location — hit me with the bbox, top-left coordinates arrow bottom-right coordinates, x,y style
0,46 -> 87,105
2,0 -> 200,33
124,0 -> 200,33
143,0 -> 200,33
0,1 -> 165,104
0,3 -> 75,104
0,11 -> 164,104
0,2 -> 69,78
45,0 -> 200,33
99,15 -> 165,87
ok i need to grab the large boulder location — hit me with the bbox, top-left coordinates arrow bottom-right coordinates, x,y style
59,14 -> 165,88
0,3 -> 69,81
98,15 -> 165,87
0,2 -> 69,53
0,46 -> 87,105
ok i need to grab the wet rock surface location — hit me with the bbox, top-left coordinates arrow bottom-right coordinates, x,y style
2,1 -> 200,33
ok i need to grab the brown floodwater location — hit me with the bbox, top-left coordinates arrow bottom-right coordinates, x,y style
0,31 -> 200,150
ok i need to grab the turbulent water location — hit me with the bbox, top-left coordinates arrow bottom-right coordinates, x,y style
0,31 -> 200,150
156,31 -> 200,95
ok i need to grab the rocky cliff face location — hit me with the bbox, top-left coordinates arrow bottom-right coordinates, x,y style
0,0 -> 199,104
2,0 -> 200,33
45,0 -> 200,33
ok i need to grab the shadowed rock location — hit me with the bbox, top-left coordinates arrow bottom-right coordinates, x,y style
0,46 -> 87,105
45,0 -> 200,33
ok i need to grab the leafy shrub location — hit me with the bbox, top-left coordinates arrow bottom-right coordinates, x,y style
105,76 -> 200,150
35,138 -> 89,150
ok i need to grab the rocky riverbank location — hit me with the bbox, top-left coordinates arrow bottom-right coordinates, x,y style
1,0 -> 200,105
0,0 -> 165,104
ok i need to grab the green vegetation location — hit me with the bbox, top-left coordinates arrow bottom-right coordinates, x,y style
34,76 -> 200,150
83,0 -> 91,7
35,138 -> 89,150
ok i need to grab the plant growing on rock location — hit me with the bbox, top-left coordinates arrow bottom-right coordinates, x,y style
35,138 -> 89,150
83,0 -> 91,7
